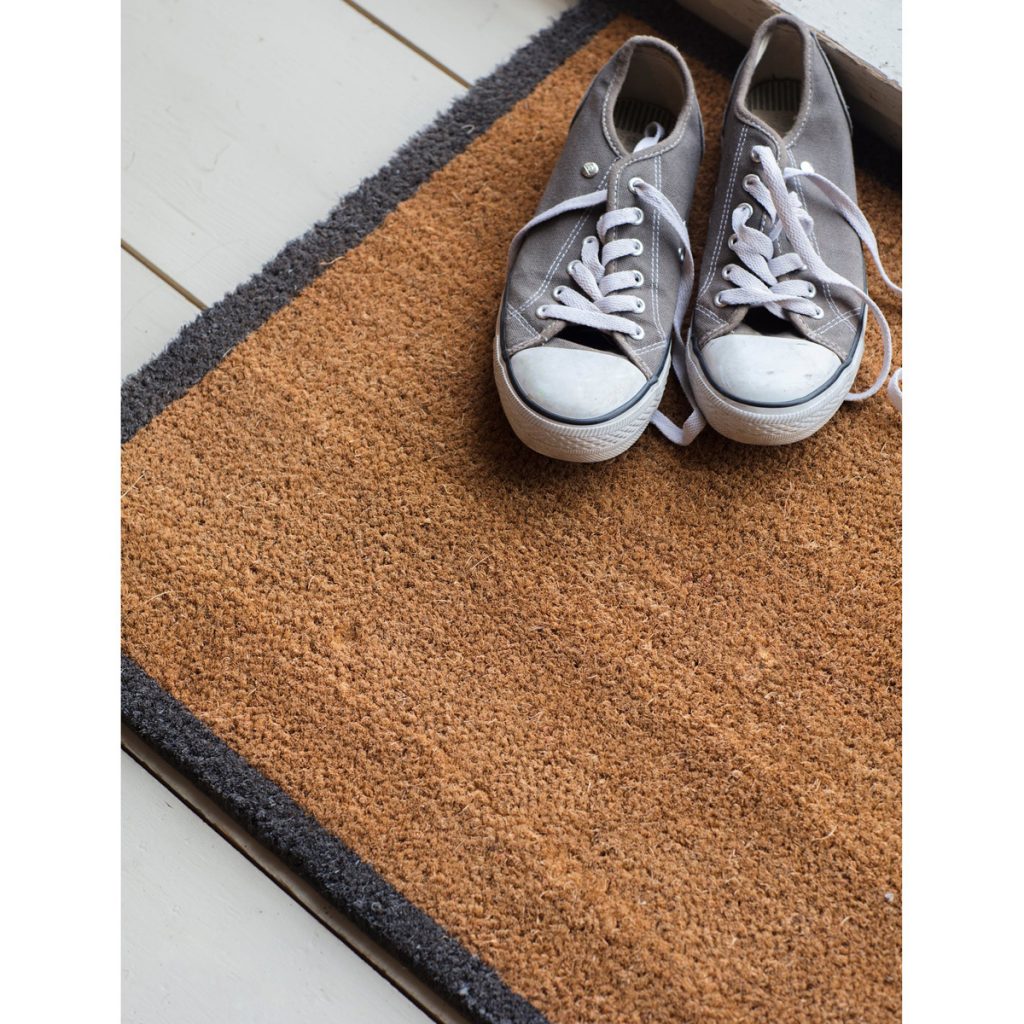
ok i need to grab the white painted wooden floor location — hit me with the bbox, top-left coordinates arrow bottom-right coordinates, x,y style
121,2 -> 899,1019
122,753 -> 435,1024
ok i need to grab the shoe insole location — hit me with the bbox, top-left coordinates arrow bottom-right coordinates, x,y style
613,97 -> 675,151
748,78 -> 801,134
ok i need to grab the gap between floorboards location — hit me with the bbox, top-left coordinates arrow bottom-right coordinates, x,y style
122,240 -> 207,311
122,0 -> 470,306
339,1 -> 472,88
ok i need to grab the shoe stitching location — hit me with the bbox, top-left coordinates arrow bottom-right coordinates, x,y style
601,45 -> 694,168
697,124 -> 749,307
600,52 -> 629,159
789,169 -> 859,357
652,153 -> 662,348
792,172 -> 843,330
786,28 -> 816,148
513,167 -> 610,317
508,304 -> 536,340
696,305 -> 728,328
816,306 -> 860,333
634,340 -> 667,355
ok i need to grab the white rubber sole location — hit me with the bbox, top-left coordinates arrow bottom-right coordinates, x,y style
493,332 -> 669,462
685,333 -> 865,446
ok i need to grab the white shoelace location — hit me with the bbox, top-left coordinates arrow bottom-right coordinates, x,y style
507,138 -> 901,445
886,368 -> 903,414
507,124 -> 695,352
507,124 -> 705,442
655,145 -> 903,446
716,144 -> 902,401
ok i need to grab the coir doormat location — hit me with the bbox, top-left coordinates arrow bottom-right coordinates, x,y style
122,3 -> 901,1021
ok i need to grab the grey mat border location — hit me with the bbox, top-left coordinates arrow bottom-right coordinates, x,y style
121,655 -> 547,1024
121,3 -> 898,1020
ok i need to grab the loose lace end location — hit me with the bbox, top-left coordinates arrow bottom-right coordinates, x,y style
886,368 -> 903,414
651,406 -> 705,446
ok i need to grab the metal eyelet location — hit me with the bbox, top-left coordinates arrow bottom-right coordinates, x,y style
728,233 -> 739,250
568,260 -> 580,274
800,160 -> 814,173
584,235 -> 597,246
633,241 -> 644,256
812,306 -> 825,319
751,148 -> 761,163
634,271 -> 644,286
743,174 -> 758,189
737,202 -> 753,219
553,286 -> 565,300
714,292 -> 727,308
805,283 -> 817,298
632,326 -> 645,341
634,298 -> 645,313
581,161 -> 600,178
633,209 -> 644,225
628,176 -> 643,193
537,305 -> 549,318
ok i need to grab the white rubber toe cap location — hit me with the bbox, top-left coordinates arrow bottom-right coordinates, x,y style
701,333 -> 841,405
508,345 -> 647,421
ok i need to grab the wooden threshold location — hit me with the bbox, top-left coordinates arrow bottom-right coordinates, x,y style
674,0 -> 901,147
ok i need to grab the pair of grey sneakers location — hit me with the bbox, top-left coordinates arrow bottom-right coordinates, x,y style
494,15 -> 902,462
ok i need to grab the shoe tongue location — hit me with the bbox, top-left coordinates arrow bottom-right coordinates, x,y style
734,305 -> 806,340
546,338 -> 598,352
730,320 -> 802,339
547,331 -> 624,356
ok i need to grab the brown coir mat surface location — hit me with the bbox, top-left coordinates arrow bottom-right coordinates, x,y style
122,4 -> 901,1022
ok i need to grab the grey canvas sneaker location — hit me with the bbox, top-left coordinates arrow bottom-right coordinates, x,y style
494,36 -> 703,462
681,14 -> 902,445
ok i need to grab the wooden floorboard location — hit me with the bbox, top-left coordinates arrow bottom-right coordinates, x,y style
121,249 -> 202,379
350,0 -> 575,84
122,751 -> 435,1024
122,0 -> 463,307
